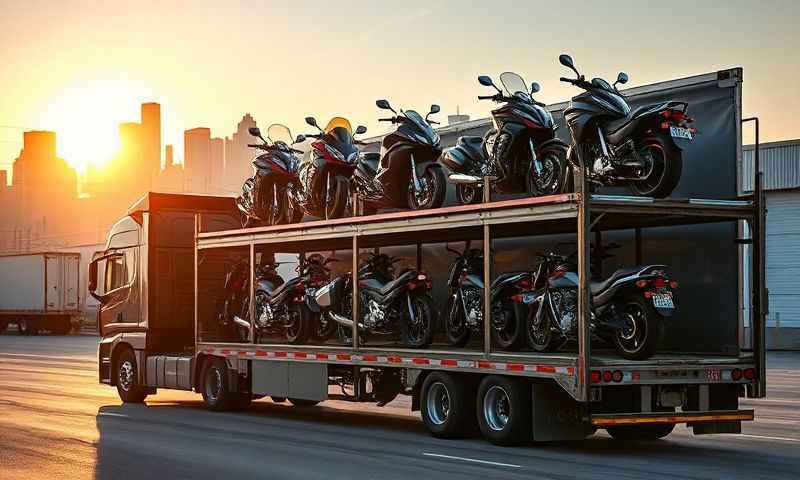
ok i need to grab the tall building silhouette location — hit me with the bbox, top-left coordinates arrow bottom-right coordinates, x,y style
184,127 -> 211,193
141,102 -> 161,184
153,144 -> 184,193
210,137 -> 224,193
224,114 -> 258,193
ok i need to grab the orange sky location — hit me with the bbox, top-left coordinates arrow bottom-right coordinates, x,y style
1,0 -> 798,181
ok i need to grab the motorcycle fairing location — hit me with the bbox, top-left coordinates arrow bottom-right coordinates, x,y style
605,101 -> 689,146
441,137 -> 486,173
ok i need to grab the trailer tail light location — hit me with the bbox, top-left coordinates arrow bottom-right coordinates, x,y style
602,370 -> 613,382
743,368 -> 756,380
660,122 -> 671,130
612,370 -> 623,383
644,291 -> 653,299
731,368 -> 743,381
417,273 -> 428,281
591,371 -> 601,384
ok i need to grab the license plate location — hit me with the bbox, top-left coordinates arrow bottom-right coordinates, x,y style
521,292 -> 536,304
652,293 -> 674,309
670,126 -> 693,140
706,369 -> 721,381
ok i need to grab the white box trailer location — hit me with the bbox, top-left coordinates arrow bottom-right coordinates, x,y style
0,252 -> 81,334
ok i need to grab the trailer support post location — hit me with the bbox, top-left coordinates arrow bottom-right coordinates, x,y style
483,176 -> 492,357
352,234 -> 360,351
249,243 -> 255,344
576,166 -> 592,403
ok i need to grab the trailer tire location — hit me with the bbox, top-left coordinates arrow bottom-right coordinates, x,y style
201,357 -> 236,411
288,398 -> 320,407
606,423 -> 675,441
421,372 -> 475,438
476,375 -> 531,446
115,348 -> 147,403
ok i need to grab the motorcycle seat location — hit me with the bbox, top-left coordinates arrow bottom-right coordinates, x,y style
456,136 -> 488,161
604,102 -> 674,144
590,266 -> 644,295
490,271 -> 528,290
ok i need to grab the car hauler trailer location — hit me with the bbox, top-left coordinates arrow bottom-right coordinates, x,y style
90,68 -> 766,445
0,252 -> 80,335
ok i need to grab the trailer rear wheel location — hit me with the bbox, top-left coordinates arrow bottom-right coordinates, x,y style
606,423 -> 675,441
202,357 -> 237,411
476,376 -> 531,446
115,349 -> 147,403
420,372 -> 475,438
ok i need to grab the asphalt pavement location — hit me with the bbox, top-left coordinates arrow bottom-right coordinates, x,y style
0,333 -> 798,479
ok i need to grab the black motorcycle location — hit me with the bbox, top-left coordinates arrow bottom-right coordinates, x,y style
355,100 -> 446,213
218,257 -> 253,342
558,54 -> 696,198
297,116 -> 368,219
297,253 -> 341,342
525,249 -> 678,360
237,125 -> 306,228
442,72 -> 568,204
443,244 -> 535,350
312,253 -> 435,348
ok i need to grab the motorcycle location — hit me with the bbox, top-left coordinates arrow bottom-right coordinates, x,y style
237,125 -> 306,228
558,53 -> 696,198
297,116 -> 368,219
525,248 -> 678,360
220,255 -> 312,344
354,100 -> 446,213
296,253 -> 341,342
218,257 -> 252,342
441,72 -> 568,204
313,252 -> 435,348
443,244 -> 534,350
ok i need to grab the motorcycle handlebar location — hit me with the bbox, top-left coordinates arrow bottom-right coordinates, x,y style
378,117 -> 394,122
559,77 -> 574,84
247,143 -> 261,148
477,95 -> 494,100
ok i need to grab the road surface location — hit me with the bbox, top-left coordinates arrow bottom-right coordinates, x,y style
0,334 -> 798,479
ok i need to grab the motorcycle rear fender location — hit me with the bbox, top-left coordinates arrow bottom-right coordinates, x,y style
612,101 -> 689,151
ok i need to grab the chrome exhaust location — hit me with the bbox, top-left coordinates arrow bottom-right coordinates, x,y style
329,312 -> 354,327
232,316 -> 251,330
448,173 -> 482,184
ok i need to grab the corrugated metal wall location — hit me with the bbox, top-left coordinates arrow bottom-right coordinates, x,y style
741,139 -> 800,192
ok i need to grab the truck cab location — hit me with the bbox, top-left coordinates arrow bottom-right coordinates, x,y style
89,193 -> 238,391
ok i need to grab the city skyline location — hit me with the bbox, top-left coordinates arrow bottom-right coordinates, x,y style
2,0 -> 799,180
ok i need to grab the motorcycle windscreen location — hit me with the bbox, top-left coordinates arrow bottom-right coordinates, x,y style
267,124 -> 293,144
324,117 -> 353,135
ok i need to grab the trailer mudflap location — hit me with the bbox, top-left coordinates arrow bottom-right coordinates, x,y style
591,409 -> 753,427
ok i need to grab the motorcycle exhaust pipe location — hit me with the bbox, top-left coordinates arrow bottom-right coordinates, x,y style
232,316 -> 251,330
329,312 -> 354,327
448,173 -> 482,184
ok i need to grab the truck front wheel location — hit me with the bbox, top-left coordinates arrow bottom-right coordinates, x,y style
606,424 -> 675,441
115,349 -> 147,403
420,372 -> 475,438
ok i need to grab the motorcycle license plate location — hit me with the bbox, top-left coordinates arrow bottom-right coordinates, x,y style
652,293 -> 674,309
521,293 -> 536,304
670,126 -> 693,140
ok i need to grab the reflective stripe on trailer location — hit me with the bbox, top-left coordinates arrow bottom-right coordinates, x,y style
201,347 -> 574,378
591,409 -> 755,427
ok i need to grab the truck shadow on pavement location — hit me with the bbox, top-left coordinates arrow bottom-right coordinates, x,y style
92,399 -> 795,480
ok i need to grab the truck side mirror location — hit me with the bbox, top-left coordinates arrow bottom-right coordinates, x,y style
88,259 -> 103,301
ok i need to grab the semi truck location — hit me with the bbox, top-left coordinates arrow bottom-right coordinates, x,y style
0,252 -> 80,335
90,68 -> 766,445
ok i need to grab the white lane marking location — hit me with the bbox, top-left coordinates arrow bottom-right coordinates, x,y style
98,412 -> 129,418
737,433 -> 800,443
0,352 -> 95,362
423,452 -> 521,468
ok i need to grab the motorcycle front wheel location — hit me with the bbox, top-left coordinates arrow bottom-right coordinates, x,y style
612,295 -> 661,360
285,305 -> 312,344
324,175 -> 350,219
408,168 -> 447,210
526,301 -> 557,352
526,144 -> 568,197
445,292 -> 471,347
402,295 -> 436,348
628,132 -> 683,198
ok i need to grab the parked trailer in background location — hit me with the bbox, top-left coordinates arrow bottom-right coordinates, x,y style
0,252 -> 80,334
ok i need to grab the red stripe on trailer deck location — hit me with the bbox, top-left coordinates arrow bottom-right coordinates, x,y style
294,352 -> 307,359
362,355 -> 378,362
478,361 -> 492,369
537,365 -> 556,374
315,353 -> 329,360
221,349 -> 230,355
412,358 -> 429,365
274,351 -> 287,358
506,364 -> 525,372
255,351 -> 267,357
440,359 -> 458,367
388,356 -> 402,363
336,354 -> 351,361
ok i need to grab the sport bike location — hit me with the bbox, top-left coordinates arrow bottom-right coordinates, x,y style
525,249 -> 678,360
442,72 -> 568,204
297,253 -> 341,341
558,53 -> 696,198
312,253 -> 435,348
237,125 -> 305,227
297,116 -> 367,219
355,100 -> 446,213
443,243 -> 537,350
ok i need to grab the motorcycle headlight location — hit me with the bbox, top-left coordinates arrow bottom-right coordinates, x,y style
347,151 -> 359,163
